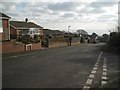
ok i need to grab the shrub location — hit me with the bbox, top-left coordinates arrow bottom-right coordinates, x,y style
108,32 -> 119,47
107,32 -> 120,54
34,35 -> 40,43
21,35 -> 31,44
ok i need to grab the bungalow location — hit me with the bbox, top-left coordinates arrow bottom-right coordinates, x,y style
10,20 -> 44,40
43,29 -> 64,38
0,12 -> 11,41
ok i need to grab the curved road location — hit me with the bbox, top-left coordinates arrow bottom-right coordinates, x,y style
2,43 -> 119,89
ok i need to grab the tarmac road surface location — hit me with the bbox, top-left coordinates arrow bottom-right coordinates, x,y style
2,43 -> 119,89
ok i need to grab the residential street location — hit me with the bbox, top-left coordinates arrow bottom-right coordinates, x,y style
2,43 -> 119,89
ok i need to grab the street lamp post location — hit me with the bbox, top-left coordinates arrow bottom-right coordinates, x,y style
68,26 -> 71,34
67,26 -> 71,46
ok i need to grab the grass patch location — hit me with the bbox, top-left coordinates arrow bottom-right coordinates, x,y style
101,44 -> 119,54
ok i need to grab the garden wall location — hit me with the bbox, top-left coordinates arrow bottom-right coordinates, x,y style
2,41 -> 41,53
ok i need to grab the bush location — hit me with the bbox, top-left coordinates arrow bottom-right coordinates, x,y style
21,35 -> 32,44
34,35 -> 40,43
107,32 -> 120,54
108,32 -> 120,47
74,34 -> 79,38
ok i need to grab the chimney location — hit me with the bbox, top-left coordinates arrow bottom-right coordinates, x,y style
25,18 -> 28,23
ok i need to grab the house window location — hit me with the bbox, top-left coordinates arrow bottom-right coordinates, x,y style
30,31 -> 32,34
33,31 -> 35,34
22,29 -> 29,35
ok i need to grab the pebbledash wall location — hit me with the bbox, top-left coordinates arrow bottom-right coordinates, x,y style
2,41 -> 41,53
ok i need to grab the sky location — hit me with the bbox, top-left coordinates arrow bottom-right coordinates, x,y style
1,0 -> 119,35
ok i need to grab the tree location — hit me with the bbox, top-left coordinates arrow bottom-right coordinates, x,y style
102,34 -> 109,42
76,29 -> 88,35
92,33 -> 98,37
108,25 -> 120,47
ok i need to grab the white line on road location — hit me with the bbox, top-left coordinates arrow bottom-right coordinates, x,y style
103,68 -> 107,72
98,52 -> 103,61
82,86 -> 90,90
103,65 -> 106,68
102,76 -> 107,80
83,86 -> 90,88
101,58 -> 108,86
103,72 -> 107,76
89,74 -> 95,79
12,56 -> 18,58
82,51 -> 103,89
93,67 -> 97,70
91,70 -> 96,74
86,79 -> 93,85
101,81 -> 107,85
3,52 -> 39,59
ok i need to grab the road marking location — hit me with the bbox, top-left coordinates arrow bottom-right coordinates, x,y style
82,52 -> 103,89
102,76 -> 107,80
101,58 -> 108,86
103,65 -> 106,68
103,67 -> 107,69
98,52 -> 103,61
103,72 -> 107,76
89,74 -> 95,79
82,86 -> 90,90
86,79 -> 93,85
103,68 -> 107,72
101,81 -> 107,85
3,52 -> 40,59
93,67 -> 97,70
12,56 -> 18,58
91,70 -> 96,74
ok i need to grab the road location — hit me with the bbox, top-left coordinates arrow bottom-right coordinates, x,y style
2,43 -> 119,89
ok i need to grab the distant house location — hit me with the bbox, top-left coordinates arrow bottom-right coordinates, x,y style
89,33 -> 98,43
77,29 -> 88,36
43,29 -> 64,38
0,12 -> 11,41
10,20 -> 44,39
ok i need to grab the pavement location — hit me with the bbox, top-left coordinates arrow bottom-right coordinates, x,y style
2,43 -> 119,89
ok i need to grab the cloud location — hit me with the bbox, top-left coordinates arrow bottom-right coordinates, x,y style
89,8 -> 106,14
95,0 -> 119,2
98,15 -> 116,19
61,12 -> 75,18
90,2 -> 116,9
96,14 -> 118,23
47,2 -> 80,11
1,1 -> 118,35
1,2 -> 117,21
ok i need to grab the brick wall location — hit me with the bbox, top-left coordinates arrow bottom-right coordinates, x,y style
2,19 -> 10,40
2,41 -> 42,53
48,37 -> 80,48
32,42 -> 41,50
49,41 -> 67,48
0,33 -> 2,41
10,26 -> 17,39
2,41 -> 25,53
